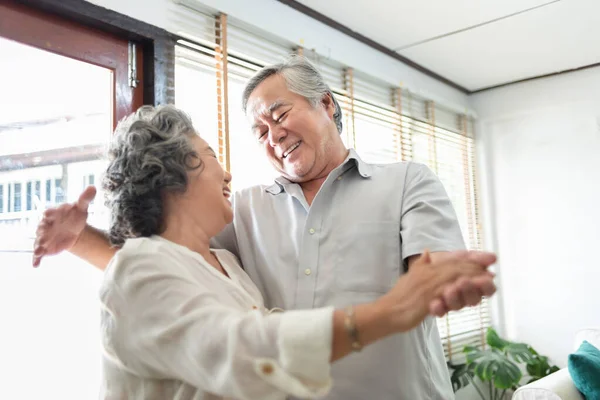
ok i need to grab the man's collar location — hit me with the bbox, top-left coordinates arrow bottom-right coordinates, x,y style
265,180 -> 285,195
264,149 -> 372,195
348,148 -> 373,178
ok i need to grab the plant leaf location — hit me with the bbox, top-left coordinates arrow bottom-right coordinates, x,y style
486,328 -> 511,350
505,342 -> 534,363
548,365 -> 560,374
469,348 -> 522,389
525,353 -> 560,381
466,347 -> 486,364
528,346 -> 540,356
463,330 -> 559,391
447,362 -> 474,392
464,345 -> 480,354
485,328 -> 533,363
526,359 -> 544,377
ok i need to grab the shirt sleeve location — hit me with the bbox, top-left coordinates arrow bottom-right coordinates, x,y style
101,251 -> 333,400
400,162 -> 466,260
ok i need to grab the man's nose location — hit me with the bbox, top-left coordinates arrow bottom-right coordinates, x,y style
268,125 -> 286,147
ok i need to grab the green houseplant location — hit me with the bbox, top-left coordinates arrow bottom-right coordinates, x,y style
448,327 -> 560,400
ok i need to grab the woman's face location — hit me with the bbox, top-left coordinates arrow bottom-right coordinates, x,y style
182,135 -> 233,231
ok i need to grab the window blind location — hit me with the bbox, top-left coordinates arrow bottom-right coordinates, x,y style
171,0 -> 489,363
170,2 -> 221,162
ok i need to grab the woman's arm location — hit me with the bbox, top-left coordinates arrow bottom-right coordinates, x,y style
103,249 -> 496,399
104,251 -> 336,399
70,225 -> 116,270
33,186 -> 116,270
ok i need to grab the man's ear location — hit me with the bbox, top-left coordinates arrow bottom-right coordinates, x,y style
321,92 -> 336,119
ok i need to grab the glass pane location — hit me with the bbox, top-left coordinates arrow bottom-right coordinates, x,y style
14,182 -> 21,212
174,55 -> 219,152
354,115 -> 399,164
435,132 -> 471,247
228,75 -> 279,191
0,37 -> 112,399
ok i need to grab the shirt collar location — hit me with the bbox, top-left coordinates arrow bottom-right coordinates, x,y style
348,148 -> 374,178
265,148 -> 373,195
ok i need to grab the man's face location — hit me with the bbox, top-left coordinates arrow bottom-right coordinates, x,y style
245,74 -> 338,182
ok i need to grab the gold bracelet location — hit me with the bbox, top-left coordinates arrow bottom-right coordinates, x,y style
344,305 -> 362,352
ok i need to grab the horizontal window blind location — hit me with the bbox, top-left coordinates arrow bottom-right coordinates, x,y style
227,19 -> 292,67
171,0 -> 488,363
170,1 -> 221,162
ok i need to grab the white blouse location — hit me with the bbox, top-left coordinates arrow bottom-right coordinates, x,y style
99,235 -> 334,400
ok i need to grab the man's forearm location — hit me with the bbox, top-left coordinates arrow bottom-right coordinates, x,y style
71,225 -> 117,270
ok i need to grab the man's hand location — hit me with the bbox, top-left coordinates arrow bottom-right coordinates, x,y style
378,249 -> 497,332
32,186 -> 96,267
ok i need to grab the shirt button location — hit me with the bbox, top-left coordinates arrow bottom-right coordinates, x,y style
309,228 -> 315,234
304,268 -> 312,276
337,176 -> 342,181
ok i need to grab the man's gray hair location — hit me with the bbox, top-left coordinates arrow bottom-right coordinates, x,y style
242,55 -> 343,134
102,105 -> 202,246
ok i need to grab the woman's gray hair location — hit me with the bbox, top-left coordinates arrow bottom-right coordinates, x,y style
242,55 -> 343,134
102,105 -> 201,246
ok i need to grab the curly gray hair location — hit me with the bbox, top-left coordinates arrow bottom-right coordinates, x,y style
242,55 -> 343,134
102,105 -> 202,246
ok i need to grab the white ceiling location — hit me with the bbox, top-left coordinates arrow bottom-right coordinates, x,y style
295,0 -> 600,92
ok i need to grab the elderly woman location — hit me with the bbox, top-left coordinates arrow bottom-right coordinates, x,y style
45,105 -> 494,400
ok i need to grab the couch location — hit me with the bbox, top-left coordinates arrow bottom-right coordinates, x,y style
512,328 -> 600,400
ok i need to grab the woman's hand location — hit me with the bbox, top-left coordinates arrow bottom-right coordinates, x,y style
32,186 -> 96,267
376,250 -> 497,333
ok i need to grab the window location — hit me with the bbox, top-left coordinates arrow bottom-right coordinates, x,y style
0,184 -> 4,213
45,179 -> 52,203
81,174 -> 95,204
173,14 -> 283,191
8,183 -> 12,212
54,178 -> 64,204
14,182 -> 21,212
412,122 -> 488,363
226,21 -> 292,190
26,181 -> 32,211
34,180 -> 41,208
0,2 -> 143,399
227,62 -> 279,191
174,45 -> 219,152
83,174 -> 95,188
352,97 -> 401,165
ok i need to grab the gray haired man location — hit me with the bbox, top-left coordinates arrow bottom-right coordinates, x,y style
34,56 -> 496,399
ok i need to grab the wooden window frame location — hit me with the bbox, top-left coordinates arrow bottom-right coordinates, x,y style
6,0 -> 178,106
0,0 -> 177,171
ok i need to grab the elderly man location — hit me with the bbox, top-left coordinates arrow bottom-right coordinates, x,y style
34,56 -> 495,399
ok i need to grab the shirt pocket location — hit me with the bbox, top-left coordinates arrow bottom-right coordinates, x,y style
335,221 -> 401,293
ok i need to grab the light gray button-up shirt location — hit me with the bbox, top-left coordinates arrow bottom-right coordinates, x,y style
213,149 -> 465,400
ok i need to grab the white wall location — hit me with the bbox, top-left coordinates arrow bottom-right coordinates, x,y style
471,66 -> 600,367
84,0 -> 470,113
